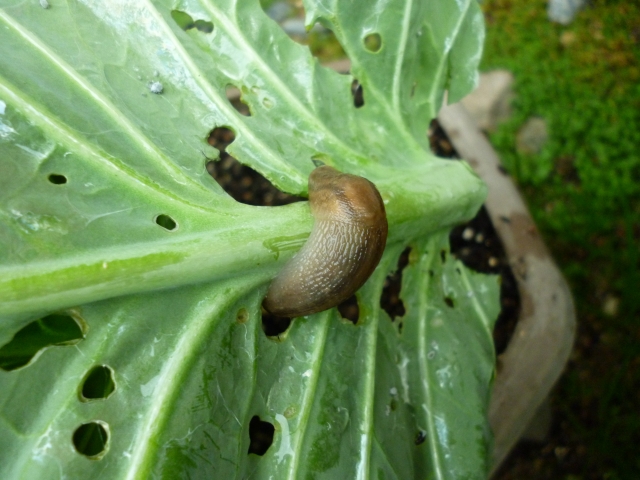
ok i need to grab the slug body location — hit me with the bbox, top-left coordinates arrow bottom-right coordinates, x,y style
263,166 -> 388,317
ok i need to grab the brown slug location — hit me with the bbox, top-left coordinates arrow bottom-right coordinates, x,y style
263,165 -> 388,318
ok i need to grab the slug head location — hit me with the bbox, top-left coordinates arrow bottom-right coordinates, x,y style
309,166 -> 386,226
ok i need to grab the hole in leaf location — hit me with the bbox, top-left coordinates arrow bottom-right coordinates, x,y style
381,248 -> 410,321
263,3 -> 307,43
171,9 -> 193,29
415,430 -> 427,445
248,415 -> 275,455
363,32 -> 382,52
225,85 -> 251,116
428,119 -> 457,158
310,153 -> 332,168
444,296 -> 455,308
351,79 -> 364,108
261,309 -> 292,338
0,313 -> 85,371
262,1 -> 295,24
170,10 -> 213,34
307,24 -> 347,61
80,366 -> 115,401
261,2 -> 346,60
155,214 -> 177,231
48,173 -> 67,185
450,205 -> 521,355
337,295 -> 359,324
207,155 -> 303,206
236,308 -> 249,324
206,128 -> 303,206
73,421 -> 109,459
193,19 -> 214,33
207,126 -> 236,155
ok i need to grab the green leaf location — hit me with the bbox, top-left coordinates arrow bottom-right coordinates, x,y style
399,234 -> 499,477
0,0 -> 495,478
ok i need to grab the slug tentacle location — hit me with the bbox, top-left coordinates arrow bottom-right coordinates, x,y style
263,166 -> 388,318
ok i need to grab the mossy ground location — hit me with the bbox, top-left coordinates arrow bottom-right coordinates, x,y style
482,1 -> 640,478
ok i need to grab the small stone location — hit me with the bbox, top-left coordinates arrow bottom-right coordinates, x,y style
460,70 -> 515,132
602,294 -> 620,317
548,0 -> 585,25
554,446 -> 569,460
516,117 -> 549,155
560,31 -> 577,47
462,227 -> 474,240
488,257 -> 499,268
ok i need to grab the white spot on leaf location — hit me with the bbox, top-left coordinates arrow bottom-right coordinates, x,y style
274,413 -> 294,463
148,81 -> 163,94
140,374 -> 160,397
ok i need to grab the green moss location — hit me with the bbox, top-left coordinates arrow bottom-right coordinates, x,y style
482,0 -> 640,476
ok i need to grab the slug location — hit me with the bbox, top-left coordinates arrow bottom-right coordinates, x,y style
263,165 -> 388,317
